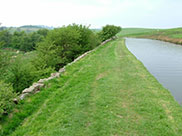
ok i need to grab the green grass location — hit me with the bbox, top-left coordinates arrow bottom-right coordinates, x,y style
119,27 -> 182,39
1,39 -> 182,135
158,28 -> 182,38
117,28 -> 158,37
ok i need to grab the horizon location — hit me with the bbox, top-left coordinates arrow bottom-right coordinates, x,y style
1,24 -> 182,30
1,0 -> 182,29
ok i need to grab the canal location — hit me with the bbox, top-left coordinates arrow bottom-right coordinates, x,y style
126,38 -> 182,104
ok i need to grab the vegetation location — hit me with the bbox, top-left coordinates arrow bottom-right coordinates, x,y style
0,29 -> 49,51
35,24 -> 100,70
0,24 -> 120,121
0,81 -> 16,119
99,25 -> 121,41
117,28 -> 158,37
1,39 -> 182,135
0,25 -> 53,33
0,49 -> 10,77
118,27 -> 182,45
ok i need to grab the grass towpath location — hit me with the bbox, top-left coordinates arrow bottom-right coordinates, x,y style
8,39 -> 182,136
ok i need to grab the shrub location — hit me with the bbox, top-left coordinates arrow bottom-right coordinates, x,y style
0,50 -> 11,79
6,53 -> 54,93
0,81 -> 16,118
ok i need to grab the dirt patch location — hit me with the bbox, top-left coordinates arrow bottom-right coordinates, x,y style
96,72 -> 107,80
162,103 -> 174,122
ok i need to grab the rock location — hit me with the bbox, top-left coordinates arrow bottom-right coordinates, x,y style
47,76 -> 55,81
38,78 -> 49,84
32,83 -> 44,92
13,98 -> 18,104
59,68 -> 65,73
51,72 -> 60,78
101,38 -> 113,45
22,86 -> 34,93
20,93 -> 29,100
22,83 -> 44,94
73,52 -> 88,63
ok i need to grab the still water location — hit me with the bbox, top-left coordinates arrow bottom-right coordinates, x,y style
125,38 -> 182,104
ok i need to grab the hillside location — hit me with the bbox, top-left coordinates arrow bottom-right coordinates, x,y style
1,25 -> 53,33
1,39 -> 182,136
117,28 -> 158,37
118,28 -> 182,45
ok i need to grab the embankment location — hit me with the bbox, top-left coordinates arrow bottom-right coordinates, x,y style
141,35 -> 182,45
1,39 -> 182,136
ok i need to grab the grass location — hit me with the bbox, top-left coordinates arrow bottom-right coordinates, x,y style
117,28 -> 158,37
1,38 -> 182,135
118,27 -> 182,44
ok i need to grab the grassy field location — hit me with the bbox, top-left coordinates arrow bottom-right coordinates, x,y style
1,39 -> 182,136
118,28 -> 182,44
117,28 -> 158,37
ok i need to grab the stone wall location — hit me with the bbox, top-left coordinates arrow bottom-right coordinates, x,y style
14,37 -> 115,102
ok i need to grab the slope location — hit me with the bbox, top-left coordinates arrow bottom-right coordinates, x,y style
6,39 -> 182,136
117,28 -> 158,37
120,28 -> 182,45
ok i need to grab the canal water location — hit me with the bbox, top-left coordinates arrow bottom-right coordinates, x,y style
125,38 -> 182,104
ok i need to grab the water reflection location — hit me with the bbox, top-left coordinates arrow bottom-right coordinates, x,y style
126,38 -> 182,104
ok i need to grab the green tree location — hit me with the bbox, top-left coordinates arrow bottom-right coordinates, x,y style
11,31 -> 45,52
0,30 -> 12,48
99,25 -> 121,41
35,24 -> 81,70
11,31 -> 25,49
35,24 -> 100,70
37,29 -> 49,37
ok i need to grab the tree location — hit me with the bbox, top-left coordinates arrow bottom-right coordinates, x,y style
99,25 -> 121,41
37,29 -> 49,37
11,31 -> 46,52
35,24 -> 100,70
0,30 -> 12,48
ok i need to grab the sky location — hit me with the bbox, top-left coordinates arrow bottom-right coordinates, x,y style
0,0 -> 182,28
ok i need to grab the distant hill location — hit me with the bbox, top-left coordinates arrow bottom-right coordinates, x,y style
0,25 -> 54,33
91,28 -> 101,32
19,25 -> 54,29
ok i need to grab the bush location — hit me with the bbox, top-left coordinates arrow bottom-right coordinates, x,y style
0,81 -> 16,118
4,52 -> 54,93
35,24 -> 100,70
99,25 -> 121,41
0,50 -> 11,79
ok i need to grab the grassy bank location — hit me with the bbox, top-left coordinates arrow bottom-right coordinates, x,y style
117,28 -> 157,37
1,39 -> 182,135
119,28 -> 182,45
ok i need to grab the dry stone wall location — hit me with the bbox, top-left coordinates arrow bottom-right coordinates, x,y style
14,37 -> 115,102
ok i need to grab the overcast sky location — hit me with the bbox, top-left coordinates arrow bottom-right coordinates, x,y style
0,0 -> 182,28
